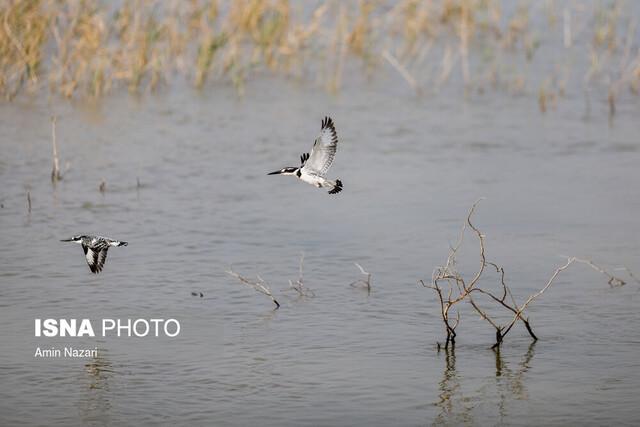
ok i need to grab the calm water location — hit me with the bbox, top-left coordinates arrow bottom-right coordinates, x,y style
0,76 -> 639,426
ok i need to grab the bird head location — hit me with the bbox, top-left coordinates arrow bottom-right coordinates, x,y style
60,235 -> 85,243
268,167 -> 298,176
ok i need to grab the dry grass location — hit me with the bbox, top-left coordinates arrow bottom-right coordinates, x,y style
0,0 -> 638,111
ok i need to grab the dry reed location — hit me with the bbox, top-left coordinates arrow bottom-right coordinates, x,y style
0,1 -> 635,112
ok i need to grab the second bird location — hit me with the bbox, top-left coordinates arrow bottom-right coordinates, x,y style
269,116 -> 343,194
61,235 -> 128,274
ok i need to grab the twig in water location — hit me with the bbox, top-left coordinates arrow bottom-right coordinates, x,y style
350,262 -> 371,292
51,116 -> 62,183
27,191 -> 31,213
288,253 -> 315,298
227,267 -> 280,309
426,199 -> 632,350
571,257 -> 627,287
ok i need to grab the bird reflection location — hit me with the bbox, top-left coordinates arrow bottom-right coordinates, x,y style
79,348 -> 114,425
432,342 -> 536,426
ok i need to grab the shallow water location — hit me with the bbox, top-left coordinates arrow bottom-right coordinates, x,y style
0,76 -> 639,426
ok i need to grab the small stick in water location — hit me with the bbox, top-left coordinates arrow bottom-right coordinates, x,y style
288,253 -> 315,298
350,262 -> 371,293
27,191 -> 31,213
227,267 -> 280,309
51,116 -> 62,183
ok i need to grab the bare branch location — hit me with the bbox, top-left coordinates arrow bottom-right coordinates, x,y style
350,262 -> 371,292
288,253 -> 315,298
426,199 -> 630,349
226,267 -> 280,309
51,116 -> 62,183
572,257 -> 627,287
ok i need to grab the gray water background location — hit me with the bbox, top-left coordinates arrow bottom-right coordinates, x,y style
1,30 -> 640,426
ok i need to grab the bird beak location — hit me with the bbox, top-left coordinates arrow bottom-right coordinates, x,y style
60,238 -> 73,242
268,170 -> 282,175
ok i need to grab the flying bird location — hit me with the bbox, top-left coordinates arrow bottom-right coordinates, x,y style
61,235 -> 128,274
268,116 -> 343,194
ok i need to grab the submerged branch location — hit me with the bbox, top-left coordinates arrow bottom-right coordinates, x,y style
226,267 -> 280,309
426,199 -> 631,349
51,116 -> 61,183
288,253 -> 315,298
350,262 -> 371,292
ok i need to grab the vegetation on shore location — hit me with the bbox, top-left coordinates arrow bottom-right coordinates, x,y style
1,0 -> 638,113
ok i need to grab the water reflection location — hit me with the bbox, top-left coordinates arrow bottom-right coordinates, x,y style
433,342 -> 536,426
79,348 -> 114,425
433,345 -> 473,425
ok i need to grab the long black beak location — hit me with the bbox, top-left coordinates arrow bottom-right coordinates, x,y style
268,170 -> 282,175
60,238 -> 73,242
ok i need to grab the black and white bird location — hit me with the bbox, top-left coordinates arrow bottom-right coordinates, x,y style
61,235 -> 128,274
268,116 -> 343,194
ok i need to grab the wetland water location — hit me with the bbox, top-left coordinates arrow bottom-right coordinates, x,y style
0,78 -> 639,426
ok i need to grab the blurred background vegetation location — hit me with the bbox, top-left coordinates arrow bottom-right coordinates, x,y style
0,0 -> 638,114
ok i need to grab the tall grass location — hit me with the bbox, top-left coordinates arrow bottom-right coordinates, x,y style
0,0 -> 638,111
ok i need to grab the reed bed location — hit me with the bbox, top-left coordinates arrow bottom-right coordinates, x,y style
1,0 -> 639,112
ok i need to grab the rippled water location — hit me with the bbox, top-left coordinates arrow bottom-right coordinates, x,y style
0,78 -> 639,426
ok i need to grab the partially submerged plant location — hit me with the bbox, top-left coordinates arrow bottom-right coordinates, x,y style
0,1 -> 638,112
349,262 -> 371,293
227,267 -> 280,309
424,199 -> 635,350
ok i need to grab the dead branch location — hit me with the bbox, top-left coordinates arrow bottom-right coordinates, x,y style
572,257 -> 626,287
226,267 -> 280,309
51,116 -> 62,183
350,262 -> 371,292
288,253 -> 315,298
427,199 -> 631,350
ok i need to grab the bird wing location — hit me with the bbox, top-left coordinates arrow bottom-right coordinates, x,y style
96,248 -> 108,273
302,117 -> 338,177
83,242 -> 109,274
300,152 -> 310,166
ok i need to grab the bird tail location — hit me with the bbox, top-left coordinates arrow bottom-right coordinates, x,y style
328,179 -> 343,194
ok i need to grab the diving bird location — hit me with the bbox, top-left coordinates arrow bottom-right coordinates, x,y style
61,235 -> 128,274
268,116 -> 343,194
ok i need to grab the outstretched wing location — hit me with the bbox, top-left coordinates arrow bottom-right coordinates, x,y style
302,116 -> 338,177
300,152 -> 310,166
82,242 -> 109,274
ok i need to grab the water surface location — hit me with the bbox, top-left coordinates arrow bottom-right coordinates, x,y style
0,78 -> 639,426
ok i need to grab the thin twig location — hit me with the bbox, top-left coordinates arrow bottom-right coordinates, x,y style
288,253 -> 315,298
227,267 -> 280,309
51,116 -> 61,183
350,262 -> 371,292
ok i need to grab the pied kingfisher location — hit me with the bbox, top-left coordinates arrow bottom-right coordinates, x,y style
61,235 -> 128,274
268,116 -> 343,194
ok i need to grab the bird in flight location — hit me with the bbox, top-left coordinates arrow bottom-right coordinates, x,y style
268,116 -> 343,194
61,235 -> 128,274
